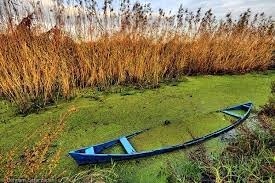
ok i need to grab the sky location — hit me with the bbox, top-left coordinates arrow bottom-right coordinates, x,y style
136,0 -> 275,18
1,0 -> 274,21
38,0 -> 275,17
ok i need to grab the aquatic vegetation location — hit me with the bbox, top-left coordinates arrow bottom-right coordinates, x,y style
0,73 -> 274,182
166,81 -> 275,183
1,107 -> 76,181
167,116 -> 274,183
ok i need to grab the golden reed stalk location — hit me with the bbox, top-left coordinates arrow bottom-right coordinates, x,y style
0,1 -> 274,113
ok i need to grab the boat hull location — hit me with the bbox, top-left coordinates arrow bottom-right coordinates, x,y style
69,102 -> 253,165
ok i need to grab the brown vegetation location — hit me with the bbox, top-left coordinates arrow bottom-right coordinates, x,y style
1,107 -> 77,182
0,1 -> 274,113
260,81 -> 275,118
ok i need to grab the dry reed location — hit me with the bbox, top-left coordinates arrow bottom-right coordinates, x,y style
0,0 -> 274,113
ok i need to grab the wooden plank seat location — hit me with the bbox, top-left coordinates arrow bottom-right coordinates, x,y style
120,137 -> 136,154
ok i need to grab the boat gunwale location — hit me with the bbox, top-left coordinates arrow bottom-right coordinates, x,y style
69,102 -> 253,159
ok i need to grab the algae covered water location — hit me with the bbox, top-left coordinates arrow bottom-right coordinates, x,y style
0,72 -> 274,181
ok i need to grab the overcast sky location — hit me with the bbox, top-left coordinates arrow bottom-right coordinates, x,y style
134,0 -> 275,18
89,0 -> 275,18
35,0 -> 275,18
1,0 -> 273,21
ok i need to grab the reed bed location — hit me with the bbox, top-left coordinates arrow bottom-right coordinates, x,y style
0,0 -> 274,113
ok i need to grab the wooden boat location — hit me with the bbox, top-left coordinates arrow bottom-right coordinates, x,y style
69,102 -> 253,165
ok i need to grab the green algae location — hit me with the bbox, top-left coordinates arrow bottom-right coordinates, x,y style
0,71 -> 275,181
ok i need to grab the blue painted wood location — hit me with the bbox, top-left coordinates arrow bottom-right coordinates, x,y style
69,102 -> 253,165
85,147 -> 95,154
222,110 -> 242,118
120,137 -> 136,154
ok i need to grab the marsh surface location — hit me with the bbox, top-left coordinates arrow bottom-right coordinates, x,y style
0,71 -> 274,182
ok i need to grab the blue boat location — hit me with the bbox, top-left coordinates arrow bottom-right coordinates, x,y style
69,102 -> 253,165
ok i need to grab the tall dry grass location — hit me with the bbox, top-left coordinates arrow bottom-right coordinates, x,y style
0,0 -> 274,113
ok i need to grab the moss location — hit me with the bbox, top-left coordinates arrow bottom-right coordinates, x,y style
0,72 -> 275,181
